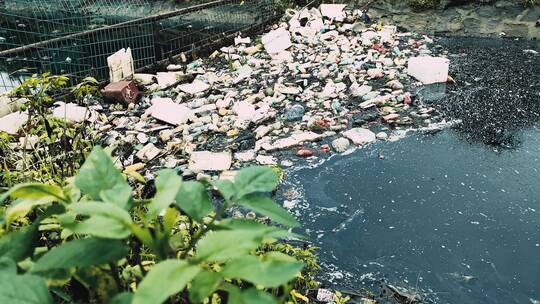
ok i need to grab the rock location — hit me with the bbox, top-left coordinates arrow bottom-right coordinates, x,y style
408,56 -> 449,84
343,128 -> 376,145
262,27 -> 291,54
367,68 -> 384,78
353,108 -> 379,124
136,143 -> 161,161
262,131 -> 322,151
276,84 -> 301,95
296,148 -> 313,157
102,80 -> 140,104
52,102 -> 97,123
383,113 -> 400,122
178,79 -> 210,94
255,125 -> 273,139
284,104 -> 305,122
149,97 -> 193,125
0,111 -> 27,135
351,84 -> 372,97
332,137 -> 350,152
376,132 -> 388,140
386,80 -> 404,90
189,151 -> 232,172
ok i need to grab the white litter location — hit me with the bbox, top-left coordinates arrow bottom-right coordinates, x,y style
136,143 -> 161,161
319,4 -> 346,21
52,102 -> 96,123
149,97 -> 193,125
189,151 -> 232,172
262,28 -> 292,54
0,111 -> 28,135
234,36 -> 251,45
407,56 -> 449,84
107,48 -> 134,83
178,79 -> 210,94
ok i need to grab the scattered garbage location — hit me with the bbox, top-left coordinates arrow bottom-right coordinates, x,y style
262,27 -> 292,54
408,56 -> 449,84
148,97 -> 193,126
0,111 -> 28,134
107,48 -> 134,83
0,95 -> 25,118
52,102 -> 97,123
189,151 -> 232,172
1,4 -> 449,182
103,80 -> 140,104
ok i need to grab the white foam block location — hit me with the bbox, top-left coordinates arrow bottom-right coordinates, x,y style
407,56 -> 449,84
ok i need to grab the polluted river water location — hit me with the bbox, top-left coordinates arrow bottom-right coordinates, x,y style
279,37 -> 539,303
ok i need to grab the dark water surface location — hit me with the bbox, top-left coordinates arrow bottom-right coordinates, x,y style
284,129 -> 540,303
280,38 -> 540,303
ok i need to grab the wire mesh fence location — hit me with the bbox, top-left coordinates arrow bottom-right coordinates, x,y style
0,0 -> 277,93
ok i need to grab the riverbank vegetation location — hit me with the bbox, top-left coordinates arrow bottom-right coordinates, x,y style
0,75 -> 339,303
0,145 -> 321,303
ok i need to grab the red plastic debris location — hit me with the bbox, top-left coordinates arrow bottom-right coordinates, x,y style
102,80 -> 139,104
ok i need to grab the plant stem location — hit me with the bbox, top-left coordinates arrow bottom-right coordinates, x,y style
179,202 -> 228,259
109,262 -> 123,291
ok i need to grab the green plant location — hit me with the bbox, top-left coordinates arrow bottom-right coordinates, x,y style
13,73 -> 69,115
0,146 -> 307,303
0,74 -> 95,187
71,77 -> 101,104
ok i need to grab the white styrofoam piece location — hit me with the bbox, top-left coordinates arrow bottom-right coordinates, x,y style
407,56 -> 449,84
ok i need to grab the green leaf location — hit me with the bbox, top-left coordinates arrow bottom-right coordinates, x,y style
75,146 -> 129,201
0,257 -> 16,274
217,219 -> 303,240
0,183 -> 66,204
110,292 -> 133,304
195,230 -> 265,262
32,237 -> 128,272
175,181 -> 213,222
0,223 -> 38,262
237,195 -> 299,227
133,260 -> 200,304
221,252 -> 303,288
0,273 -> 54,304
4,198 -> 54,227
147,169 -> 182,218
189,270 -> 222,303
240,288 -> 278,304
212,180 -> 236,201
100,182 -> 132,210
234,166 -> 278,198
67,202 -> 133,239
